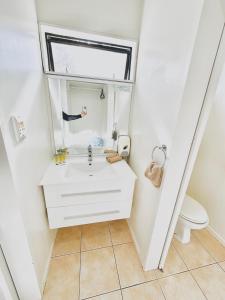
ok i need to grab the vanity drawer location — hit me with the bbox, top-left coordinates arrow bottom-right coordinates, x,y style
43,184 -> 123,208
47,200 -> 131,228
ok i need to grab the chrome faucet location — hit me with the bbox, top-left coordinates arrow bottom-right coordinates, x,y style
88,145 -> 93,164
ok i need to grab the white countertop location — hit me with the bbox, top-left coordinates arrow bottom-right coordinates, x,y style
40,157 -> 136,186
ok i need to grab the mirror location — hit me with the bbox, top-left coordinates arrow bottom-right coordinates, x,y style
48,76 -> 133,155
40,24 -> 137,82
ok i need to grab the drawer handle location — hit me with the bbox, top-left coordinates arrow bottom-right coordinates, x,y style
61,189 -> 121,198
64,210 -> 120,220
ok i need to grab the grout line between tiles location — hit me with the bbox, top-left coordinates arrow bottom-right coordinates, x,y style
112,241 -> 134,247
156,243 -> 189,300
51,242 -> 134,259
172,236 -> 216,271
156,278 -> 168,300
187,261 -> 217,272
155,262 -> 218,282
165,236 -> 215,299
121,278 -> 167,300
186,236 -> 213,299
108,223 -> 123,300
121,278 -> 158,290
171,242 -> 189,270
189,269 -> 208,300
81,245 -> 112,253
216,262 -> 225,273
156,269 -> 190,280
157,262 -> 208,300
81,288 -> 121,300
170,240 -> 203,274
192,230 -> 220,263
119,289 -> 123,299
174,247 -> 218,272
51,251 -> 80,259
121,278 -> 167,290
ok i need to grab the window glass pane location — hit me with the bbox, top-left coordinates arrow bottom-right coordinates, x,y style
51,42 -> 128,80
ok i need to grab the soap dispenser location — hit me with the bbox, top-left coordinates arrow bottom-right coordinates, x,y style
118,135 -> 130,158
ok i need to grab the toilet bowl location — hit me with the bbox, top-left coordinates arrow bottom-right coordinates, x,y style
174,195 -> 209,244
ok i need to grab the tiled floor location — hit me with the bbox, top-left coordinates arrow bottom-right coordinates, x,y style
43,222 -> 225,300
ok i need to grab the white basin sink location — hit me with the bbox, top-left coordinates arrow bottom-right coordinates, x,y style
65,160 -> 116,179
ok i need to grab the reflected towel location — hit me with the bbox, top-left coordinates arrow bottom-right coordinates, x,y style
106,155 -> 122,164
106,152 -> 118,158
145,162 -> 164,188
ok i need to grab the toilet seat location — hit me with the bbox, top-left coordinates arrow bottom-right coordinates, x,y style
180,195 -> 208,224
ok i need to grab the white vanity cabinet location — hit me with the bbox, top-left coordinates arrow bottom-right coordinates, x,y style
41,158 -> 136,229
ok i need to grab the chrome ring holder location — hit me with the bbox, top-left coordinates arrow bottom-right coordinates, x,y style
151,145 -> 167,167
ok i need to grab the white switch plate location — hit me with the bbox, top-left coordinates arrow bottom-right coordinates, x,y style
11,115 -> 26,142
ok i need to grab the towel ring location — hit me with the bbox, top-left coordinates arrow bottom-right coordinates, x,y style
151,145 -> 167,167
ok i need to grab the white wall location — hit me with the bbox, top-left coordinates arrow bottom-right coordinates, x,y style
36,0 -> 144,40
0,129 -> 41,300
0,0 -> 55,291
129,0 -> 205,266
188,64 -> 225,243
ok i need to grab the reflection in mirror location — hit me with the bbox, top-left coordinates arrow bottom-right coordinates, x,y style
40,25 -> 137,82
48,77 -> 132,155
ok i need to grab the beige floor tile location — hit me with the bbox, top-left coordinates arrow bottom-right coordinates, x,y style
122,281 -> 165,300
109,220 -> 132,245
173,235 -> 215,269
88,291 -> 122,300
155,245 -> 187,278
191,264 -> 225,300
193,229 -> 225,262
219,261 -> 225,271
81,222 -> 111,251
159,272 -> 205,300
114,243 -> 156,288
52,226 -> 81,257
43,254 -> 80,300
80,247 -> 120,299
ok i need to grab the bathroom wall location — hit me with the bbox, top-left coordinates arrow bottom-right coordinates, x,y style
188,63 -> 225,244
0,0 -> 55,291
36,0 -> 144,40
0,129 -> 41,299
129,0 -> 205,265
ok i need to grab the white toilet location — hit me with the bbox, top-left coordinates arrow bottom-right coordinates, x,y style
174,194 -> 209,244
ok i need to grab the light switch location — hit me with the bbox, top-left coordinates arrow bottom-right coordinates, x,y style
11,115 -> 26,142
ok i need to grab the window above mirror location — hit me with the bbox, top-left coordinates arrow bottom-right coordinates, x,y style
40,24 -> 137,82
